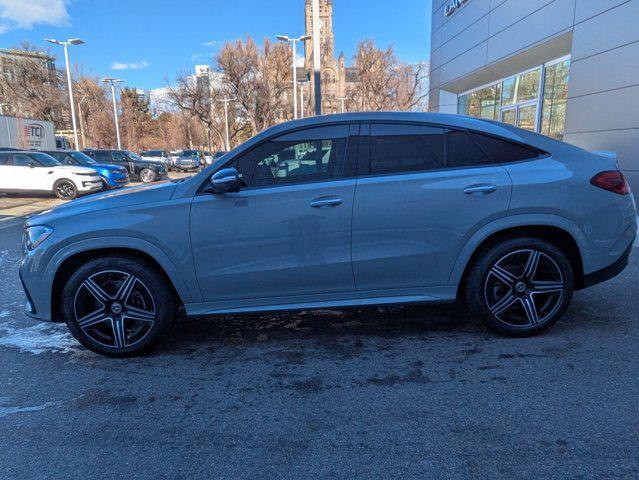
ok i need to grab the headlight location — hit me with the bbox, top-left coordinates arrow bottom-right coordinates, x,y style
24,225 -> 53,251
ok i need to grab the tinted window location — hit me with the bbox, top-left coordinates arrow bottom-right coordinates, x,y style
112,152 -> 128,162
13,154 -> 39,167
47,151 -> 69,163
369,124 -> 445,175
471,133 -> 542,163
237,125 -> 349,188
446,130 -> 493,167
91,151 -> 111,163
0,153 -> 11,165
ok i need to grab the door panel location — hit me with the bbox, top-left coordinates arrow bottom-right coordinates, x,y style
190,123 -> 358,304
190,180 -> 356,302
352,124 -> 512,292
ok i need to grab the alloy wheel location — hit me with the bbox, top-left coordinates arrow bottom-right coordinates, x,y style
483,249 -> 565,328
56,182 -> 75,200
140,169 -> 154,183
73,270 -> 156,348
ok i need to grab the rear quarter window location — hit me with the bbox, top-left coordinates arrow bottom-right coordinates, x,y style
470,132 -> 544,163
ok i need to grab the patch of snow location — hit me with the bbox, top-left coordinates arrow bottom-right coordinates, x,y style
0,321 -> 83,355
0,401 -> 61,419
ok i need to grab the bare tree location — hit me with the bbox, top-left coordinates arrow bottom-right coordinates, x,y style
0,42 -> 66,124
216,37 -> 293,137
351,40 -> 428,112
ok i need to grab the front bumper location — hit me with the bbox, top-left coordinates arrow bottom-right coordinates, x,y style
103,173 -> 130,188
78,180 -> 103,192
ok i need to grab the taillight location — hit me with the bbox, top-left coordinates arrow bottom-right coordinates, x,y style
590,170 -> 630,195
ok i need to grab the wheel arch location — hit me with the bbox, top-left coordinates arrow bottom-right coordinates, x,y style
50,243 -> 194,322
451,217 -> 586,297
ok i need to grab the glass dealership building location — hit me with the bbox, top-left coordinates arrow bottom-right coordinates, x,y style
428,0 -> 639,198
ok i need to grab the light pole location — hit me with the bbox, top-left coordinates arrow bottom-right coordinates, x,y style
102,78 -> 123,149
277,34 -> 311,120
338,97 -> 349,114
46,38 -> 84,150
312,0 -> 322,116
218,97 -> 234,151
299,80 -> 309,119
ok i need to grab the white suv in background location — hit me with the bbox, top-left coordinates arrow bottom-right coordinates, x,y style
0,150 -> 102,200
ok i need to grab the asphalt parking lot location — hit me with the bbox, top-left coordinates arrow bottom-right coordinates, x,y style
0,203 -> 638,478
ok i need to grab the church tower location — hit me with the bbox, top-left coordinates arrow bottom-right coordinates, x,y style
304,0 -> 335,70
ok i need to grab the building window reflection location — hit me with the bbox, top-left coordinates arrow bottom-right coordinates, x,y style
457,57 -> 570,139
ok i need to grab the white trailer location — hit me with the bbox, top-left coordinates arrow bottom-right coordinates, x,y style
0,115 -> 56,150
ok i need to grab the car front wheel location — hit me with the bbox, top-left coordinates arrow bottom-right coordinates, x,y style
140,168 -> 157,183
53,179 -> 78,200
62,256 -> 176,357
464,237 -> 574,337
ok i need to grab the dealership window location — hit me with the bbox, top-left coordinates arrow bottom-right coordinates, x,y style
457,57 -> 571,138
541,59 -> 570,140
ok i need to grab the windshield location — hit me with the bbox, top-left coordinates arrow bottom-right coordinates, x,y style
68,151 -> 96,165
29,152 -> 61,167
182,150 -> 199,157
125,151 -> 143,161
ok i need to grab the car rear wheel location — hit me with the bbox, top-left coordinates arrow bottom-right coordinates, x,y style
464,237 -> 574,337
53,179 -> 78,200
62,256 -> 176,357
140,168 -> 157,183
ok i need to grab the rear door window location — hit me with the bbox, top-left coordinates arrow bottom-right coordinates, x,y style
0,153 -> 11,165
470,132 -> 543,163
92,151 -> 111,163
446,130 -> 494,168
368,124 -> 446,175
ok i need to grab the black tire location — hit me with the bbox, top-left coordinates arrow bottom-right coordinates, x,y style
62,255 -> 176,357
140,168 -> 157,183
53,179 -> 78,200
464,237 -> 574,337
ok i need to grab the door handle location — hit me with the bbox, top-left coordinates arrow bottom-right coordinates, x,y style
310,197 -> 343,208
463,184 -> 497,195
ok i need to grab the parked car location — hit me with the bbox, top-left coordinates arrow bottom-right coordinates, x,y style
44,150 -> 130,190
169,150 -> 182,170
83,149 -> 167,183
174,149 -> 203,171
140,150 -> 171,170
0,150 -> 101,200
20,112 -> 637,356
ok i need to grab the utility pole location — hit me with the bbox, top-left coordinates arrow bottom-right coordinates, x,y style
218,97 -> 234,151
312,0 -> 322,115
277,34 -> 312,120
46,38 -> 84,150
102,78 -> 123,150
338,97 -> 349,113
299,80 -> 309,118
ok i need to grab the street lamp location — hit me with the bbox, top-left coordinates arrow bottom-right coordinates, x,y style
217,97 -> 235,151
298,79 -> 310,119
46,38 -> 85,150
102,78 -> 123,150
337,97 -> 349,114
276,34 -> 311,120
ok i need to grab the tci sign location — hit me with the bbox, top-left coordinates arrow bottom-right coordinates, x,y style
445,0 -> 470,17
23,123 -> 45,139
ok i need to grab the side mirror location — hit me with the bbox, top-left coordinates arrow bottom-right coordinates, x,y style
210,168 -> 241,194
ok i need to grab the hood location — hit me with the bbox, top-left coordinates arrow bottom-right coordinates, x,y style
92,163 -> 126,172
27,181 -> 178,226
55,165 -> 98,175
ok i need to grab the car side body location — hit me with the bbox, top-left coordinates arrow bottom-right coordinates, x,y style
83,149 -> 167,183
19,112 -> 636,355
140,150 -> 171,170
44,150 -> 130,190
0,150 -> 102,199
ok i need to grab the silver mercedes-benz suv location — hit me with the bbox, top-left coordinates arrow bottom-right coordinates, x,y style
19,113 -> 637,356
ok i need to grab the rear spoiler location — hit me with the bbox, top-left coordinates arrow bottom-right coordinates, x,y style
592,150 -> 620,169
592,150 -> 617,159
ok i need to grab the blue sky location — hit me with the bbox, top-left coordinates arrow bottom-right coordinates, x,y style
0,0 -> 432,92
